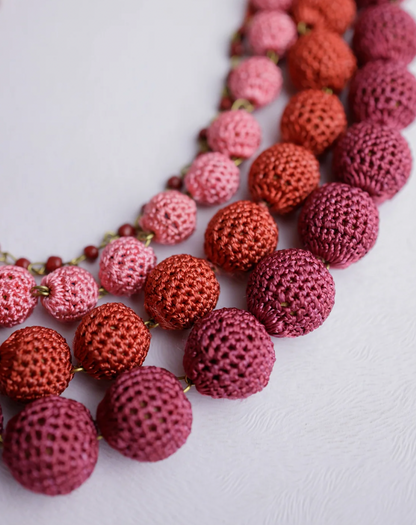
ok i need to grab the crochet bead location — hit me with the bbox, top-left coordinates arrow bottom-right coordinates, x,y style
184,152 -> 240,205
40,266 -> 99,323
207,110 -> 261,159
247,249 -> 335,337
292,0 -> 356,34
204,200 -> 279,273
333,122 -> 412,204
0,266 -> 37,328
139,190 -> 197,245
0,326 -> 72,401
249,143 -> 320,214
73,303 -> 151,380
184,308 -> 275,399
288,30 -> 356,93
281,89 -> 347,156
99,237 -> 157,297
45,256 -> 63,274
248,11 -> 297,57
349,60 -> 416,131
228,57 -> 283,108
144,254 -> 220,330
251,0 -> 293,10
298,183 -> 380,268
96,367 -> 192,462
3,397 -> 98,496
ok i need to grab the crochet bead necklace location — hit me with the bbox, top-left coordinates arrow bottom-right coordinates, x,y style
0,0 -> 415,496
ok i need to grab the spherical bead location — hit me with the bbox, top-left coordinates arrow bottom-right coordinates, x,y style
117,223 -> 136,237
251,0 -> 293,10
0,266 -> 37,328
228,57 -> 283,108
167,175 -> 183,191
144,254 -> 220,330
73,303 -> 151,380
99,237 -> 157,297
248,11 -> 297,57
288,30 -> 356,93
349,61 -> 416,131
247,249 -> 335,337
292,0 -> 356,34
204,200 -> 279,273
83,245 -> 99,261
40,266 -> 99,323
45,256 -> 63,274
0,326 -> 73,402
281,89 -> 347,156
139,190 -> 197,245
249,143 -> 320,214
207,110 -> 262,159
96,367 -> 192,462
333,122 -> 412,204
298,183 -> 380,269
184,152 -> 240,205
3,397 -> 98,496
15,258 -> 30,269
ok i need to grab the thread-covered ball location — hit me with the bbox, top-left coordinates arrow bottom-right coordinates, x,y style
333,122 -> 412,204
139,191 -> 197,245
249,143 -> 320,214
298,183 -> 380,268
248,10 -> 297,57
184,152 -> 240,205
292,0 -> 356,34
96,366 -> 192,462
0,266 -> 37,328
3,397 -> 99,496
281,89 -> 347,156
251,0 -> 293,10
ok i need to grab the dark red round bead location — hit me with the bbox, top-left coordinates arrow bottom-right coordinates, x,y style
45,256 -> 63,274
198,128 -> 208,141
117,224 -> 136,237
83,245 -> 99,261
15,258 -> 30,270
230,41 -> 244,57
220,96 -> 233,111
167,176 -> 183,191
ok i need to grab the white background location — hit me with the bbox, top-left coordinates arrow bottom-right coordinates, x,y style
0,1 -> 416,523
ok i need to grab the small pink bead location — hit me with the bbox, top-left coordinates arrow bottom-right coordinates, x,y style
251,0 -> 293,10
99,237 -> 157,296
40,266 -> 99,323
139,191 -> 197,245
248,11 -> 297,57
0,266 -> 37,328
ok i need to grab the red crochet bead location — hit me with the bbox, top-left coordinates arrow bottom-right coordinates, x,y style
96,367 -> 192,462
248,10 -> 297,57
333,122 -> 412,204
251,0 -> 292,10
3,397 -> 98,496
73,303 -> 151,380
0,326 -> 73,402
249,143 -> 320,214
144,254 -> 220,330
204,200 -> 279,273
281,89 -> 347,156
247,249 -> 335,337
83,245 -> 99,261
15,258 -> 30,269
0,266 -> 37,328
45,256 -> 63,274
298,183 -> 380,268
292,0 -> 356,34
117,223 -> 136,237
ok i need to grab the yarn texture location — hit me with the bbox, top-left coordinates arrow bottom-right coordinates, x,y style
292,0 -> 356,34
248,10 -> 297,57
0,266 -> 37,328
251,0 -> 293,10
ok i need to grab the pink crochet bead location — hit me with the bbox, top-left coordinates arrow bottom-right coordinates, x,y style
228,57 -> 283,108
298,183 -> 380,268
183,308 -> 275,399
99,237 -> 157,296
247,249 -> 335,337
349,61 -> 416,130
97,367 -> 192,462
251,0 -> 293,10
333,122 -> 412,204
207,110 -> 262,159
3,397 -> 99,496
139,190 -> 197,245
40,266 -> 98,323
0,266 -> 37,328
248,11 -> 297,57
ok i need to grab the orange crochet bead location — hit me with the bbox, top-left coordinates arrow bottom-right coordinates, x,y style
292,0 -> 356,35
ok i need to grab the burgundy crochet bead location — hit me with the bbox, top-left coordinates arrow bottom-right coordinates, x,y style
15,258 -> 30,269
248,10 -> 297,57
184,308 -> 275,399
3,397 -> 99,496
292,0 -> 356,35
251,0 -> 293,10
0,266 -> 37,328
298,183 -> 380,268
96,367 -> 192,462
333,122 -> 412,204
45,256 -> 63,274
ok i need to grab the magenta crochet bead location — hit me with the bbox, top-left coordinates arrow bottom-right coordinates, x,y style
207,110 -> 261,159
251,0 -> 293,10
228,57 -> 283,108
247,249 -> 335,337
139,190 -> 197,245
184,308 -> 275,399
97,367 -> 192,462
3,397 -> 99,496
0,266 -> 37,328
184,152 -> 240,205
40,266 -> 99,323
349,61 -> 416,130
99,237 -> 157,296
248,11 -> 297,57
298,183 -> 380,268
333,122 -> 412,204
